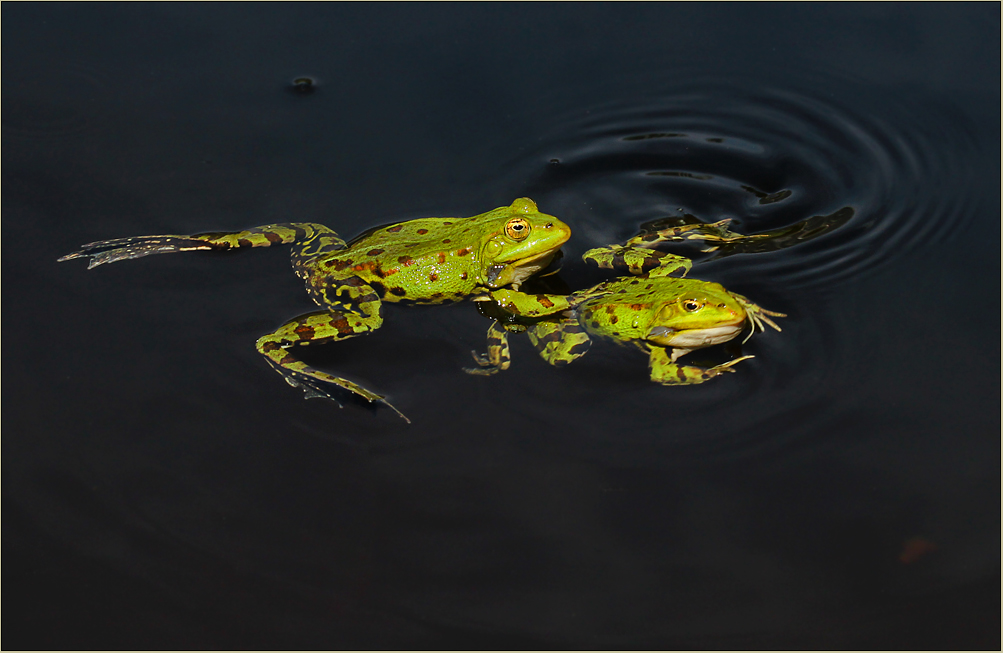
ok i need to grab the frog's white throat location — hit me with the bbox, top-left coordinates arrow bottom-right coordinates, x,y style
646,323 -> 744,348
484,251 -> 557,288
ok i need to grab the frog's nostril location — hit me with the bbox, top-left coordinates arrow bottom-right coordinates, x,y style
545,223 -> 553,228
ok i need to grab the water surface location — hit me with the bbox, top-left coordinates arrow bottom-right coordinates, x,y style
4,4 -> 999,649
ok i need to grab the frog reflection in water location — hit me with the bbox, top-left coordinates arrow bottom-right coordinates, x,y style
467,236 -> 785,385
59,198 -> 571,422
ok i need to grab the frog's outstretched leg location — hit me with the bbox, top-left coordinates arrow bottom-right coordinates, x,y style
464,321 -> 512,376
256,310 -> 410,423
527,318 -> 592,366
625,219 -> 744,248
648,347 -> 754,385
58,224 -> 345,269
582,245 -> 692,278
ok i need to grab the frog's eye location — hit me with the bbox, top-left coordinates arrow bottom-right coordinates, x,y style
682,299 -> 702,312
505,218 -> 531,241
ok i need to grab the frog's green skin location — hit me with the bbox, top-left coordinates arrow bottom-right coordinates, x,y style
466,243 -> 783,385
59,198 -> 571,422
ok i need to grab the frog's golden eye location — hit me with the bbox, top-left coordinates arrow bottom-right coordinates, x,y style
505,218 -> 531,241
682,299 -> 702,312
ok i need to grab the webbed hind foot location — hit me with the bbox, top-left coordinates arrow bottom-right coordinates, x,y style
58,235 -> 217,269
59,223 -> 346,269
268,359 -> 410,424
256,311 -> 410,424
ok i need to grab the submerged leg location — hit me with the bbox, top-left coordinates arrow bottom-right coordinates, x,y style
464,321 -> 513,376
58,223 -> 344,269
256,309 -> 410,423
466,286 -> 585,375
527,318 -> 592,366
648,346 -> 754,385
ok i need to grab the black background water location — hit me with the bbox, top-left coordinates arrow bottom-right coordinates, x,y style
4,4 -> 999,649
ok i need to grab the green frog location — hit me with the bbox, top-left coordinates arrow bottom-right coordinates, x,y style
466,239 -> 784,385
59,198 -> 571,422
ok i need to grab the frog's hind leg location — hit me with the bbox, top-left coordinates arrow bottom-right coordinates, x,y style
59,223 -> 344,269
256,310 -> 410,423
287,229 -> 352,281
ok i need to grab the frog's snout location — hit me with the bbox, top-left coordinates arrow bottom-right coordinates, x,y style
542,218 -> 573,245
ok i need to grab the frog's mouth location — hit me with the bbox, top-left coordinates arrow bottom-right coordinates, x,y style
646,322 -> 745,348
485,249 -> 561,289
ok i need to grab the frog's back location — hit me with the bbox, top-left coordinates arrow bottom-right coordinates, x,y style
319,217 -> 486,304
579,275 -> 692,307
344,217 -> 476,253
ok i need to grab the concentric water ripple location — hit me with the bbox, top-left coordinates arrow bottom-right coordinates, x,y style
505,78 -> 980,291
457,76 -> 986,460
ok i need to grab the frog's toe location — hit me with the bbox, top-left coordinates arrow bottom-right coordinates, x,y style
464,350 -> 503,375
58,235 -> 213,268
297,376 -> 410,423
469,349 -> 493,366
464,365 -> 501,376
283,373 -> 345,406
709,355 -> 755,375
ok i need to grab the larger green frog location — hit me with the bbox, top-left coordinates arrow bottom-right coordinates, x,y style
466,239 -> 784,385
59,198 -> 571,422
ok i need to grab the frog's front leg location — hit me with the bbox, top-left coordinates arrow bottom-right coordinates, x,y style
728,292 -> 786,341
647,346 -> 754,385
479,288 -> 574,318
256,309 -> 410,423
582,245 -> 692,278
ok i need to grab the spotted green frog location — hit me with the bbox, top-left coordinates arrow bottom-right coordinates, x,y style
466,239 -> 784,385
60,198 -> 571,422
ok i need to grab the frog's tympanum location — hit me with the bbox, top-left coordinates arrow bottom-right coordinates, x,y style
467,237 -> 784,385
60,198 -> 571,422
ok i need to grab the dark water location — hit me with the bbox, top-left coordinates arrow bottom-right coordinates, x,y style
5,4 -> 999,649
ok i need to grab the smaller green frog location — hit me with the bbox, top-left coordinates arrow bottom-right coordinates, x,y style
60,198 -> 571,422
466,239 -> 784,385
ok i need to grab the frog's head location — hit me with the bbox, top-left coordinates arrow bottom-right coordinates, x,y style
477,198 -> 572,289
644,282 -> 749,349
